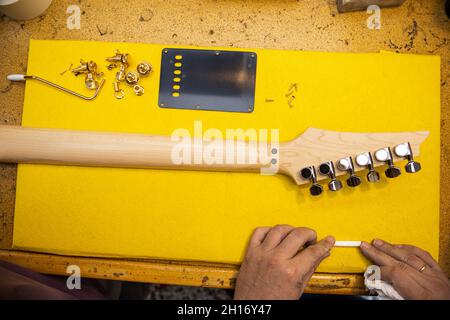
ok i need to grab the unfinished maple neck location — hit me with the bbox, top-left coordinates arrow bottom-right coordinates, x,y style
0,126 -> 428,195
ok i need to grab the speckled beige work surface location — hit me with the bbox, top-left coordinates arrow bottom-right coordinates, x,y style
0,0 -> 449,275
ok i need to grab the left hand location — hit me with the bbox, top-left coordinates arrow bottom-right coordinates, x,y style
234,225 -> 335,300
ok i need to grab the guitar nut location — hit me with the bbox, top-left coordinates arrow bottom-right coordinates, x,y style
137,62 -> 152,77
125,72 -> 140,86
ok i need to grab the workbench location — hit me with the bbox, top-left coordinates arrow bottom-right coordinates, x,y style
0,0 -> 448,295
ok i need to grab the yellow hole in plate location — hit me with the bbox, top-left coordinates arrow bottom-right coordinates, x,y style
175,55 -> 183,60
173,85 -> 180,90
172,92 -> 180,97
174,62 -> 182,67
173,77 -> 181,82
174,70 -> 181,75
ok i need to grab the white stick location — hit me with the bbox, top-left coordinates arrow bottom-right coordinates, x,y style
7,74 -> 26,81
334,241 -> 362,247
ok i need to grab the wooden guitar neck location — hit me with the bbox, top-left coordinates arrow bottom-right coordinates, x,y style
0,126 -> 428,191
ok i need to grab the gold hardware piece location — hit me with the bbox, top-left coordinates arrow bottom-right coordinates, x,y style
106,50 -> 151,99
106,50 -> 129,65
137,62 -> 152,77
85,73 -> 99,90
72,59 -> 103,90
125,72 -> 140,86
72,59 -> 97,76
116,64 -> 126,82
133,84 -> 145,96
113,81 -> 125,99
107,63 -> 118,70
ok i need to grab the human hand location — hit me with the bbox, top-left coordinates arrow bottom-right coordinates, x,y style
234,225 -> 335,300
360,239 -> 450,300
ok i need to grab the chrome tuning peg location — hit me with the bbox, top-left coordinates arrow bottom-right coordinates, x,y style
337,157 -> 361,187
394,142 -> 421,173
375,147 -> 401,178
300,166 -> 323,196
355,152 -> 380,183
318,161 -> 343,191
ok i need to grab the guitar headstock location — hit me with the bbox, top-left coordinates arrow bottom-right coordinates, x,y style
279,128 -> 429,195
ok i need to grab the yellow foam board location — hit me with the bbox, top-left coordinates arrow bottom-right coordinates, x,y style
12,40 -> 440,273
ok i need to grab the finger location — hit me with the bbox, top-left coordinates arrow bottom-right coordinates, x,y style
360,241 -> 398,266
372,239 -> 430,273
380,266 -> 428,299
360,241 -> 410,268
292,236 -> 335,274
360,241 -> 425,279
249,227 -> 272,248
261,225 -> 295,250
395,244 -> 441,270
276,227 -> 317,258
299,250 -> 332,291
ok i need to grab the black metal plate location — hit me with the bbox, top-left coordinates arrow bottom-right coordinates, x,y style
158,48 -> 257,113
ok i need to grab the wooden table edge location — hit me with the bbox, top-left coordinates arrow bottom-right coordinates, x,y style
0,249 -> 367,296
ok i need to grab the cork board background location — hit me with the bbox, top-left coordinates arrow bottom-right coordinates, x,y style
0,0 -> 449,275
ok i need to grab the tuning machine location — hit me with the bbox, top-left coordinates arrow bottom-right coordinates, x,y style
375,147 -> 401,178
394,142 -> 421,173
355,152 -> 380,183
300,166 -> 323,196
337,157 -> 361,187
318,161 -> 343,191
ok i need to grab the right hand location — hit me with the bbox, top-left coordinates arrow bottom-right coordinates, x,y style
360,239 -> 450,300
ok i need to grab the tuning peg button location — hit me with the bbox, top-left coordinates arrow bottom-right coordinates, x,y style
367,170 -> 381,182
385,166 -> 402,178
310,183 -> 324,196
346,175 -> 361,187
319,161 -> 343,191
328,179 -> 343,191
394,142 -> 421,174
375,147 -> 401,179
337,156 -> 361,188
300,166 -> 323,196
356,152 -> 380,183
405,161 -> 421,173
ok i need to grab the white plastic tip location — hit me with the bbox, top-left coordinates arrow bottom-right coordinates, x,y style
7,74 -> 26,81
334,241 -> 362,247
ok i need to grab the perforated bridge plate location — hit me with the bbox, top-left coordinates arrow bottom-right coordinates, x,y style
158,48 -> 257,113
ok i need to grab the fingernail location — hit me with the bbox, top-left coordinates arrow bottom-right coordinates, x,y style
325,235 -> 335,247
373,239 -> 384,247
360,241 -> 370,249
